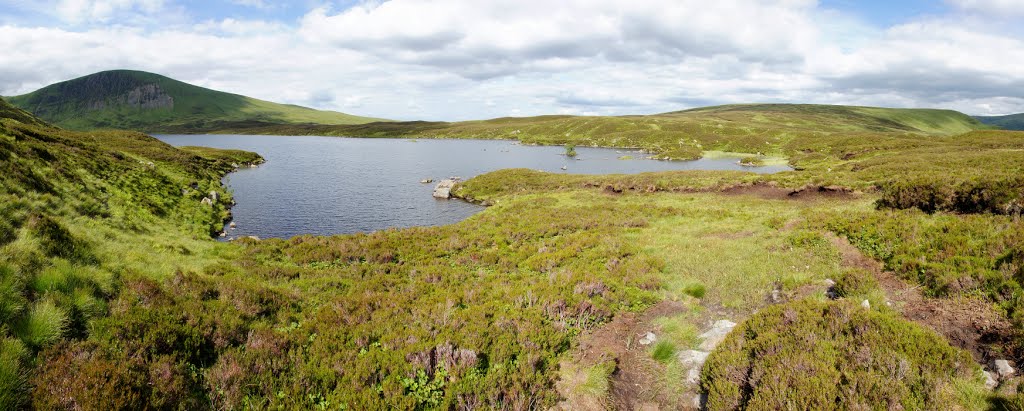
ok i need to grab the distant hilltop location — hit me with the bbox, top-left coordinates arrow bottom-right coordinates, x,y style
6,70 -> 388,133
975,113 -> 1024,131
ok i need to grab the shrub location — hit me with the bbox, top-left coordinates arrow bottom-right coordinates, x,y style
701,299 -> 979,410
32,342 -> 149,410
832,268 -> 879,298
565,144 -> 577,158
877,177 -> 1024,215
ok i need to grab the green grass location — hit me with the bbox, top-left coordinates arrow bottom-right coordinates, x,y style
651,340 -> 677,363
0,338 -> 29,409
15,299 -> 68,349
7,70 -> 387,132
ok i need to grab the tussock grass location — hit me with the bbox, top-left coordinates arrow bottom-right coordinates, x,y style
15,299 -> 68,349
651,340 -> 677,363
0,338 -> 29,410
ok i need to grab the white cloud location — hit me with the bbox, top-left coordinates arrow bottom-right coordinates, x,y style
56,0 -> 166,23
299,0 -> 820,79
947,0 -> 1024,16
230,0 -> 269,8
1,0 -> 1023,119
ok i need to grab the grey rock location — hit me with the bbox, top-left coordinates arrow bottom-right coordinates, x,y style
996,360 -> 1016,378
638,332 -> 657,346
421,178 -> 434,184
433,179 -> 457,199
200,197 -> 213,206
698,320 -> 737,351
209,191 -> 219,203
985,370 -> 999,389
861,299 -> 871,310
823,278 -> 836,287
678,350 -> 709,385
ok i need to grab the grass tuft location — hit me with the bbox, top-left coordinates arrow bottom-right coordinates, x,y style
651,340 -> 677,363
15,299 -> 68,349
0,337 -> 29,409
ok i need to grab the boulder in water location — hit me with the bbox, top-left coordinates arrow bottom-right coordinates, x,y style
433,179 -> 457,199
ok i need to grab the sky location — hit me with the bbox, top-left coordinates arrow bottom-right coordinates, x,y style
1,0 -> 1023,121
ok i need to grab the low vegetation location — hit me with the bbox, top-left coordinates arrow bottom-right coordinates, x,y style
208,103 -> 989,161
701,299 -> 984,410
3,94 -> 1024,409
816,209 -> 1024,328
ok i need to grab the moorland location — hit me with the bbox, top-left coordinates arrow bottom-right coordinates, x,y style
1,83 -> 1024,410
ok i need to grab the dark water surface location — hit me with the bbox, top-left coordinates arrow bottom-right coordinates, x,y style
156,135 -> 791,239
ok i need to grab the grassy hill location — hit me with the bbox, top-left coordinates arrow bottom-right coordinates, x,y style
975,113 -> 1024,131
220,103 -> 989,159
6,70 -> 386,132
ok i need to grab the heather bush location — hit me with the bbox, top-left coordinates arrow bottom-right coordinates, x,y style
702,299 -> 981,410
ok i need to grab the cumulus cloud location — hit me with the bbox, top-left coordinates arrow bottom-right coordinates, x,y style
55,0 -> 167,23
299,0 -> 820,79
947,0 -> 1024,16
1,0 -> 1023,119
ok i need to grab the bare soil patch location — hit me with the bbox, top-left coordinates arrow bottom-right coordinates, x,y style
557,300 -> 694,410
827,234 -> 1018,363
719,183 -> 859,201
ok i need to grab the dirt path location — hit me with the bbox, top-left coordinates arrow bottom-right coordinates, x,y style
828,234 -> 1018,363
556,300 -> 692,410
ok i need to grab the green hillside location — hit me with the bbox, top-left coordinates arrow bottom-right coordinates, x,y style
976,113 -> 1024,131
6,70 -> 386,132
220,103 -> 989,159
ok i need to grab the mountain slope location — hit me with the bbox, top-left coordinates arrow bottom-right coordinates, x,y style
0,96 -> 266,407
975,113 -> 1024,131
7,70 -> 386,132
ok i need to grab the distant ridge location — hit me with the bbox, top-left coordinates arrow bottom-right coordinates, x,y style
975,113 -> 1024,131
7,70 -> 387,133
666,103 -> 989,135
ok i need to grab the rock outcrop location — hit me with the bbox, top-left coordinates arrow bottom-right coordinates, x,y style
433,179 -> 457,199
